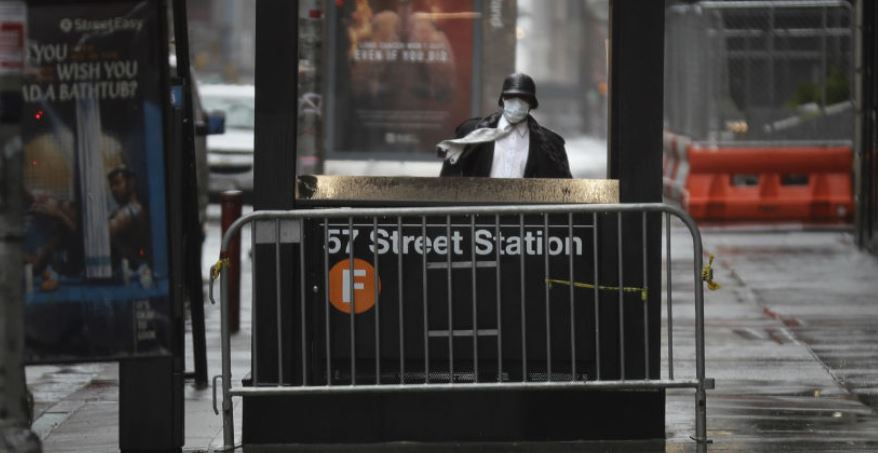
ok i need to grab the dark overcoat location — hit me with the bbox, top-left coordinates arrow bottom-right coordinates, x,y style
439,112 -> 572,178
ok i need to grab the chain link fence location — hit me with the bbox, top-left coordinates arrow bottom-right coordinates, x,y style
665,0 -> 853,144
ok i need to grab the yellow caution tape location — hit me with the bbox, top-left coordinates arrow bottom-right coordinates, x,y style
210,257 -> 230,281
701,254 -> 721,291
546,278 -> 648,301
548,253 -> 722,299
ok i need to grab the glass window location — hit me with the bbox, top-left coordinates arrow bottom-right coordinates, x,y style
297,0 -> 609,178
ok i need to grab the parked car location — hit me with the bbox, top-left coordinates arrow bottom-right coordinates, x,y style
199,84 -> 255,195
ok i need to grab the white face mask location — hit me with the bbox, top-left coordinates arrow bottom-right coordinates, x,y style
502,98 -> 530,124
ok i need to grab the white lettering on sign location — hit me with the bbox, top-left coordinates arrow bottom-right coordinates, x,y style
327,227 -> 584,257
342,268 -> 367,304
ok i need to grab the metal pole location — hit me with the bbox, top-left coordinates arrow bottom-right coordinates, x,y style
300,220 -> 308,385
220,191 -> 243,333
399,217 -> 406,383
617,212 -> 625,379
252,221 -> 259,384
821,6 -> 828,109
666,213 -> 674,380
0,117 -> 40,451
471,215 -> 478,382
348,218 -> 356,385
519,214 -> 527,381
495,215 -> 502,382
568,213 -> 576,381
769,5 -> 776,109
421,217 -> 428,383
276,220 -> 284,384
593,213 -> 601,380
679,212 -> 709,443
324,219 -> 332,385
642,212 -> 649,379
446,216 -> 454,381
373,217 -> 380,384
221,263 -> 234,449
544,214 -> 551,381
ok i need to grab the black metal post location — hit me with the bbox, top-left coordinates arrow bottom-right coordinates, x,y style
602,0 -> 666,433
119,1 -> 184,451
172,0 -> 209,387
0,80 -> 41,452
251,0 -> 300,386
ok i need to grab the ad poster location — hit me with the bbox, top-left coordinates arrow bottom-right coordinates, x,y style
20,1 -> 171,362
332,0 -> 476,154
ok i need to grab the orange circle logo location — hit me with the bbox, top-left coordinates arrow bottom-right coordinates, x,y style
328,258 -> 381,314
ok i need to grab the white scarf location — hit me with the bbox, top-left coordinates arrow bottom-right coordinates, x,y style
436,123 -> 514,164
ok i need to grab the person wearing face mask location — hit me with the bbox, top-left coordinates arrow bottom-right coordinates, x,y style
437,73 -> 572,178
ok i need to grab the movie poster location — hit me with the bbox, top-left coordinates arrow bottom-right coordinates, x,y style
332,0 -> 476,154
20,1 -> 171,362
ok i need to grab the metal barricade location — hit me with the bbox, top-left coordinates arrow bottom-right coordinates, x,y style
210,203 -> 713,449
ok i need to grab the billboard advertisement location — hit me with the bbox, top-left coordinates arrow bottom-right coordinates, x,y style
20,1 -> 171,362
330,0 -> 477,155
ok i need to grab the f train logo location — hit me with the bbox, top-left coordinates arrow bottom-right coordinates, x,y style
328,258 -> 381,314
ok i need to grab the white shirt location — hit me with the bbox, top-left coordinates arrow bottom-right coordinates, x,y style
489,115 -> 530,178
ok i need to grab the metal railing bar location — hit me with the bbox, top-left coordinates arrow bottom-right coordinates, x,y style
643,212 -> 649,380
300,221 -> 307,385
617,212 -> 625,380
399,216 -> 405,384
251,223 -> 258,385
220,247 -> 233,448
322,222 -> 596,229
421,216 -> 428,383
373,217 -> 380,384
218,204 -> 699,245
471,215 -> 479,382
544,214 -> 551,381
699,0 -> 848,9
348,218 -> 356,385
427,261 -> 498,269
692,213 -> 708,443
593,212 -> 600,380
519,214 -> 527,381
568,213 -> 576,381
229,379 -> 703,396
275,219 -> 283,384
429,329 -> 498,337
446,215 -> 454,382
495,214 -> 502,382
666,212 -> 674,380
324,219 -> 331,385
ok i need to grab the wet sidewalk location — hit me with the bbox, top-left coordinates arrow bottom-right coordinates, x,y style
24,217 -> 878,452
687,227 -> 878,451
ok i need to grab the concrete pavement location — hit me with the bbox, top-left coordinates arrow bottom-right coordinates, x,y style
24,211 -> 878,452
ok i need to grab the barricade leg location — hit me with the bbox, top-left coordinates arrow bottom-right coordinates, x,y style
220,263 -> 235,450
695,387 -> 707,443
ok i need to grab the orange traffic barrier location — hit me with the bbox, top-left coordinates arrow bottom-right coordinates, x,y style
685,145 -> 853,222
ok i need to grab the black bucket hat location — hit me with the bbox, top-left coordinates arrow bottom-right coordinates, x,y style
497,72 -> 538,109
